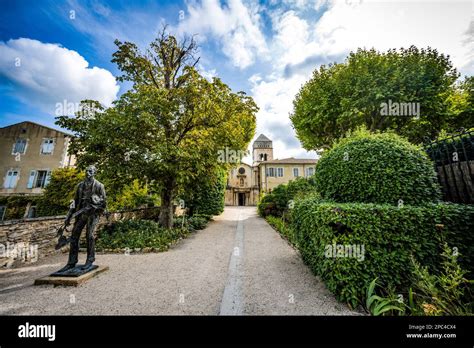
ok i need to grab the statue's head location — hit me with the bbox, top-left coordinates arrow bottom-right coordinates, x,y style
86,165 -> 97,179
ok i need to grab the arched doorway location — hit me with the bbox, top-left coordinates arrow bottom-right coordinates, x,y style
238,192 -> 246,206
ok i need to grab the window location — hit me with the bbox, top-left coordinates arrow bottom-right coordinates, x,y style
238,167 -> 245,175
12,139 -> 27,154
41,138 -> 55,154
239,178 -> 244,187
266,167 -> 283,177
306,167 -> 314,177
27,170 -> 51,189
3,169 -> 19,189
293,168 -> 299,177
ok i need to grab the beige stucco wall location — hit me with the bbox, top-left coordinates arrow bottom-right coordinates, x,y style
225,162 -> 316,206
258,163 -> 316,192
0,122 -> 75,196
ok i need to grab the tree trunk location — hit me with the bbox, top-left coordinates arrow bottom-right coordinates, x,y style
159,177 -> 176,228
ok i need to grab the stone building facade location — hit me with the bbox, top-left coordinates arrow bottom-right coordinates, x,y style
0,121 -> 76,198
225,134 -> 317,206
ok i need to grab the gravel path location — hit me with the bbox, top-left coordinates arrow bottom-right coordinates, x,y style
0,207 -> 359,315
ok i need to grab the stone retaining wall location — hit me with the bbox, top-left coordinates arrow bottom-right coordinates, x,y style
0,207 -> 160,268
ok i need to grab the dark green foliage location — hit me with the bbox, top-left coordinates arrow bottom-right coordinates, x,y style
173,213 -> 211,231
290,197 -> 474,308
182,167 -> 226,217
314,130 -> 441,205
187,216 -> 208,230
257,185 -> 289,217
291,46 -> 460,149
192,213 -> 212,221
257,177 -> 318,217
0,196 -> 41,220
36,168 -> 84,217
96,219 -> 188,251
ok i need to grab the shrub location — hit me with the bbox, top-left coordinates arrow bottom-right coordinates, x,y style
258,177 -> 318,218
96,219 -> 187,251
314,130 -> 441,205
291,197 -> 474,308
192,213 -> 212,221
257,184 -> 289,217
108,179 -> 159,211
266,215 -> 297,246
187,215 -> 208,230
407,244 -> 473,316
36,167 -> 84,217
182,167 -> 226,216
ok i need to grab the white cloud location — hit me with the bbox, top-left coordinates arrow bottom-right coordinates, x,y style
314,0 -> 473,75
0,38 -> 119,115
243,72 -> 318,162
246,0 -> 473,160
176,0 -> 268,69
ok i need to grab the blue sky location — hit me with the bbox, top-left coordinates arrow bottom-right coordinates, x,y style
0,0 -> 472,160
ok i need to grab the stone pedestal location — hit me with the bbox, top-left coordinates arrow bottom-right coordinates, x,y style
34,265 -> 109,287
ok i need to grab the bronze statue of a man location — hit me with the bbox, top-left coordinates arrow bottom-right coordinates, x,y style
57,165 -> 106,274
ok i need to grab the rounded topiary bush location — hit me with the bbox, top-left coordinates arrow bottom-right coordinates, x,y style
314,130 -> 441,205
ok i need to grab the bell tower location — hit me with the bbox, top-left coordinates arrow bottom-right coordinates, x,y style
252,134 -> 273,164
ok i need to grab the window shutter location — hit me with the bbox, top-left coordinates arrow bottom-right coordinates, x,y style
12,171 -> 19,188
3,171 -> 11,189
44,171 -> 52,186
27,170 -> 36,189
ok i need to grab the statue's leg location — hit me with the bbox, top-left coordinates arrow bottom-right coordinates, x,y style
67,215 -> 87,266
84,214 -> 99,267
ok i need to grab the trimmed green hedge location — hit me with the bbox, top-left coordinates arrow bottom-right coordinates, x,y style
314,130 -> 441,205
291,197 -> 474,308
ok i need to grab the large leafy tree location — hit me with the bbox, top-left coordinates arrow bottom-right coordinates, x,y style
291,46 -> 461,150
57,29 -> 257,228
446,76 -> 474,132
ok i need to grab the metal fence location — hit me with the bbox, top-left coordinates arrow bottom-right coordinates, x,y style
425,130 -> 474,204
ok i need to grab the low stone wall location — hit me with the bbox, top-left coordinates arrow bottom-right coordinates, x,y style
0,207 -> 160,268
